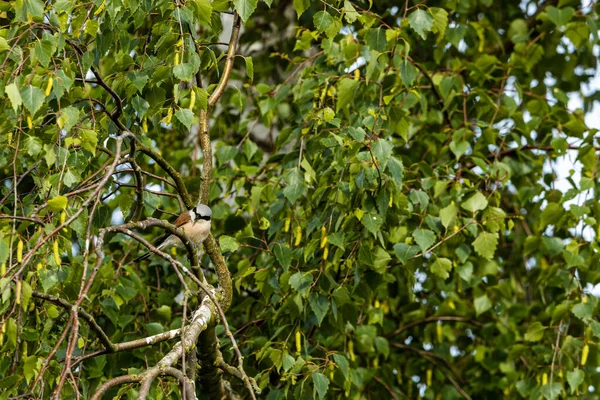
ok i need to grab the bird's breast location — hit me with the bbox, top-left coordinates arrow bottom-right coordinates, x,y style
186,221 -> 210,243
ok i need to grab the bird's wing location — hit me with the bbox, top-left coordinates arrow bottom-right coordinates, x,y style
174,211 -> 192,227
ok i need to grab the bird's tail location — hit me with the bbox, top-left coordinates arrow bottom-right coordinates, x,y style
131,251 -> 152,264
130,235 -> 169,265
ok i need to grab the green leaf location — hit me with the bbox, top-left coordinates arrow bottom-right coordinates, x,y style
79,129 -> 98,155
175,109 -> 194,129
20,280 -> 32,311
541,203 -> 563,229
57,106 -> 80,133
5,83 -> 23,112
343,1 -> 359,23
372,139 -> 393,170
282,353 -> 294,371
321,107 -> 335,123
524,321 -> 545,342
259,217 -> 270,230
195,88 -> 208,111
430,7 -> 448,37
233,0 -> 258,22
410,190 -> 429,211
440,203 -> 458,229
283,168 -> 305,204
336,78 -> 359,112
34,39 -> 54,68
393,243 -> 419,264
244,56 -> 254,83
545,6 -> 574,27
562,250 -> 584,268
128,72 -> 148,92
571,301 -> 594,322
333,353 -> 349,379
173,63 -> 194,81
347,127 -> 365,142
219,235 -> 239,253
16,0 -> 45,21
412,229 -> 436,253
312,371 -> 330,400
400,59 -> 418,87
375,336 -> 390,358
63,170 -> 80,187
430,257 -> 452,279
47,196 -> 68,212
540,383 -> 562,400
308,293 -> 329,326
361,212 -> 383,235
0,239 -> 9,266
328,232 -> 345,248
449,140 -> 470,159
293,0 -> 310,17
366,28 -> 387,51
23,355 -> 40,384
387,157 -> 404,186
191,0 -> 212,24
314,11 -> 333,34
456,261 -> 473,281
472,231 -> 498,260
273,243 -> 291,271
474,294 -> 492,316
461,192 -> 488,213
567,369 -> 584,394
132,95 -> 150,119
289,271 -> 313,296
24,136 -> 42,156
408,9 -> 434,40
20,86 -> 45,115
0,37 -> 9,52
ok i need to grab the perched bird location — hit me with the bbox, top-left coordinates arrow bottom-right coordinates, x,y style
132,204 -> 212,263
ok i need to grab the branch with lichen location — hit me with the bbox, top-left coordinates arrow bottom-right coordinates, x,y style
193,12 -> 245,399
90,296 -> 214,400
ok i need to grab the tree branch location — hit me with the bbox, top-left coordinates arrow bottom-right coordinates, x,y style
31,291 -> 114,351
137,144 -> 194,210
387,316 -> 483,338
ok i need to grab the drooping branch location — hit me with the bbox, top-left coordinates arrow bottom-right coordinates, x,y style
391,343 -> 471,400
137,144 -> 194,210
1,132 -> 134,294
31,291 -> 114,351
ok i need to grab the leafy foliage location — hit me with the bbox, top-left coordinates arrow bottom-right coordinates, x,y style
1,0 -> 600,399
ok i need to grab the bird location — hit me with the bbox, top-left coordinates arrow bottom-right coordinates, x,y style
132,203 -> 212,263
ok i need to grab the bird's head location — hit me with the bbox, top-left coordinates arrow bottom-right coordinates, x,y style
194,204 -> 212,221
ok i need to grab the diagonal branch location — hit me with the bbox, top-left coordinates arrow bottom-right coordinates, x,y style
199,12 -> 242,204
31,291 -> 114,351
